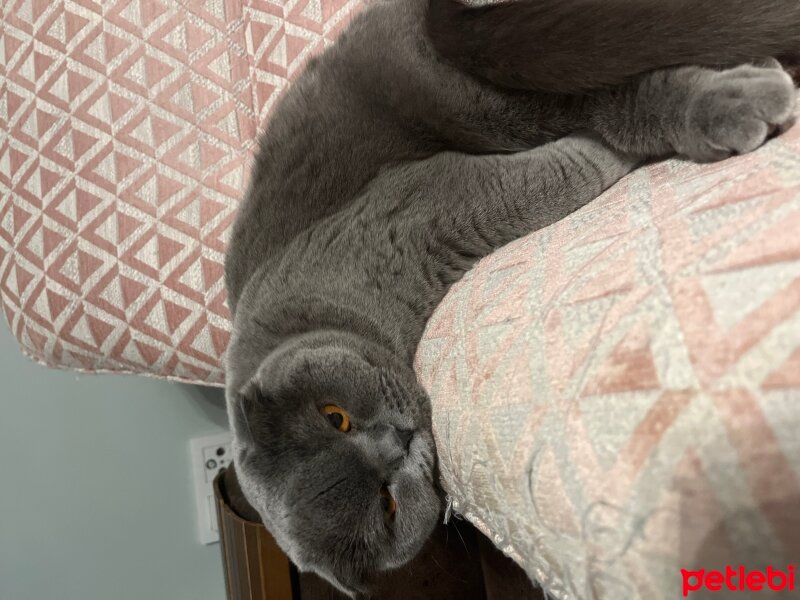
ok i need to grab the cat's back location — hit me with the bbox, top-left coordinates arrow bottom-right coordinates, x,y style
225,0 -> 439,311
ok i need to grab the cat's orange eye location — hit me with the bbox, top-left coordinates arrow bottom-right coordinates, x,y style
321,404 -> 351,432
380,484 -> 396,520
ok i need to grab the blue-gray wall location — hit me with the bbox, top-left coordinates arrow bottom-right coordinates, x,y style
0,325 -> 228,600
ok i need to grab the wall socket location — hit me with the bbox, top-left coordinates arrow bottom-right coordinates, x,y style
190,431 -> 233,545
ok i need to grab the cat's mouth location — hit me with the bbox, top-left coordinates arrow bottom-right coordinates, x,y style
401,428 -> 435,480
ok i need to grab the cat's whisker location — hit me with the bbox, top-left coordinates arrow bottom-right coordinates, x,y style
429,553 -> 469,584
451,520 -> 471,559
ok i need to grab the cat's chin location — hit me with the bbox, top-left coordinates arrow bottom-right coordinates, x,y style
295,463 -> 442,596
311,568 -> 364,599
308,508 -> 440,599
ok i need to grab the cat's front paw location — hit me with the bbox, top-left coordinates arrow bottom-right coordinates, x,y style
679,61 -> 797,162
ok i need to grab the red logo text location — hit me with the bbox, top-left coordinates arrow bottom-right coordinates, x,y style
681,566 -> 796,596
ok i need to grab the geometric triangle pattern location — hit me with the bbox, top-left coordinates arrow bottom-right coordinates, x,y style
0,0 -> 365,385
416,109 -> 800,598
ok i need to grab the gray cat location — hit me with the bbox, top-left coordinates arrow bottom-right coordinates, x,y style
224,0 -> 800,595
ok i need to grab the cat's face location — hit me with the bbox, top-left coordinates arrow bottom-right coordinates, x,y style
227,336 -> 441,596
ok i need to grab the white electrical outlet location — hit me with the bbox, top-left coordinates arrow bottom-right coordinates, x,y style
190,431 -> 233,545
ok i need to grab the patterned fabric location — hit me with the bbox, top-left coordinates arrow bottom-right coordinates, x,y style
415,115 -> 800,597
2,2 -> 800,598
0,0 -> 363,382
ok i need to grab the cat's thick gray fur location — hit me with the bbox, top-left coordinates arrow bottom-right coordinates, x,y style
224,0 -> 799,595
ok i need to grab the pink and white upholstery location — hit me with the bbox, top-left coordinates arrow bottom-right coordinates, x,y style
415,131 -> 800,597
2,1 -> 799,598
0,0 -> 361,382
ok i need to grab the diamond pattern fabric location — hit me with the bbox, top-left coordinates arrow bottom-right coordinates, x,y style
0,0 -> 363,382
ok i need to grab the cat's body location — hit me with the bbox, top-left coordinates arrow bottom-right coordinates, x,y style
224,0 -> 799,595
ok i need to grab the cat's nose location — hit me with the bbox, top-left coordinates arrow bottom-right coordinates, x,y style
395,428 -> 414,451
370,425 -> 412,473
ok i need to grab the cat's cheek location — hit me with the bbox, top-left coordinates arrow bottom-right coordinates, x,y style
386,504 -> 439,570
405,430 -> 436,482
388,474 -> 440,563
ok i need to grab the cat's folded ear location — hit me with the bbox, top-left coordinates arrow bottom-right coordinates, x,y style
229,378 -> 274,444
242,378 -> 273,406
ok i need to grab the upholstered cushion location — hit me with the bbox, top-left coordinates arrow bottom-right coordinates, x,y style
2,2 -> 799,598
415,117 -> 800,597
0,0 -> 362,382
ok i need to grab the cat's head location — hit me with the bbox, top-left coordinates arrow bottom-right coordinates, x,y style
226,330 -> 441,596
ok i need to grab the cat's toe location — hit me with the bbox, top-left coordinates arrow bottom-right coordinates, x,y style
680,64 -> 797,162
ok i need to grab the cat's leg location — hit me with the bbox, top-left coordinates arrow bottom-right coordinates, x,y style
431,61 -> 796,161
310,134 -> 638,359
585,61 -> 797,162
398,133 -> 638,258
428,0 -> 800,95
